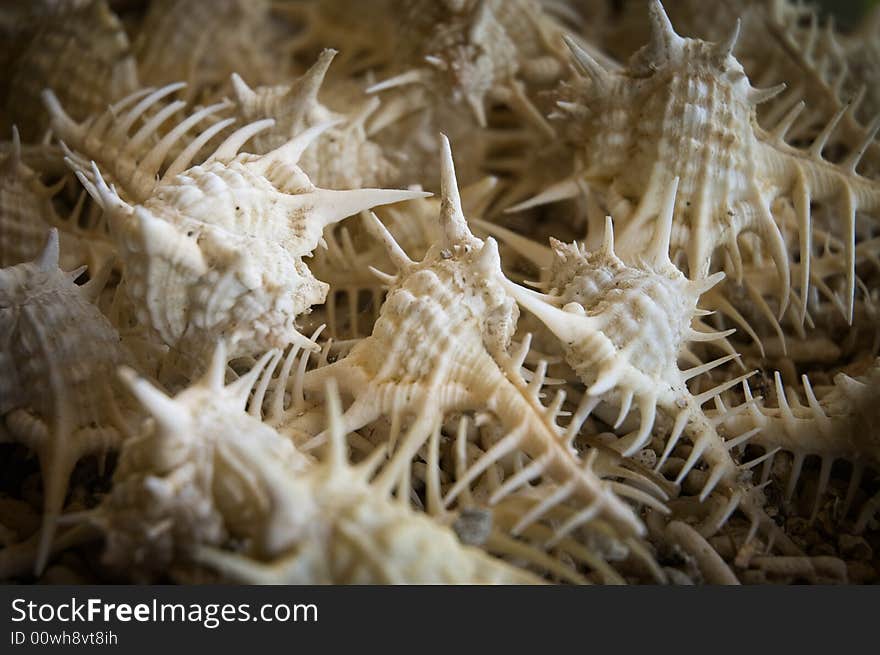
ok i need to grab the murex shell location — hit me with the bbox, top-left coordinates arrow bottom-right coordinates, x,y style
520,0 -> 880,323
52,85 -> 428,364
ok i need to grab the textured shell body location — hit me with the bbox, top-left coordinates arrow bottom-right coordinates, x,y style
338,245 -> 518,394
231,50 -> 397,188
96,350 -> 312,576
0,242 -> 125,439
0,233 -> 130,570
111,162 -> 328,360
546,239 -> 701,391
561,26 -> 776,282
6,0 -> 138,141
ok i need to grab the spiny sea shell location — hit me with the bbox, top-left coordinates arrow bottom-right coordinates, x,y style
0,128 -> 66,268
63,97 -> 427,367
194,377 -> 543,584
719,359 -> 880,530
91,344 -> 311,579
0,230 -> 131,573
0,127 -> 109,272
518,0 -> 880,323
291,137 -> 659,542
500,183 -> 796,548
230,49 -> 398,188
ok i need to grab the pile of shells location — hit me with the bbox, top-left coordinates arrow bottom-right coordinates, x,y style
1,0 -> 878,584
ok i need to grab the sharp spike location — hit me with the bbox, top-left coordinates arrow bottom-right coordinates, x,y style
621,398 -> 657,456
601,215 -> 616,258
488,454 -> 550,504
694,370 -> 756,405
35,228 -> 60,271
366,68 -> 428,94
714,18 -> 741,58
285,48 -> 337,124
613,389 -> 634,429
324,377 -> 348,471
362,211 -> 415,270
114,83 -> 186,140
512,482 -> 575,535
650,177 -> 678,265
699,465 -> 726,501
771,100 -> 806,142
439,133 -> 475,247
784,451 -> 805,502
562,35 -> 612,91
118,367 -> 188,435
748,83 -> 787,105
230,73 -> 256,105
809,103 -> 849,159
503,278 -> 585,344
843,113 -> 880,172
681,353 -> 740,382
203,341 -> 228,390
162,117 -> 236,181
647,0 -> 684,52
209,118 -> 275,162
301,187 -> 431,232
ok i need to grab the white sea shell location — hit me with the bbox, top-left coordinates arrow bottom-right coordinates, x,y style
287,136 -> 660,543
192,377 -> 544,584
230,49 -> 398,188
719,359 -> 880,530
516,0 -> 880,324
64,102 -> 428,367
500,182 -> 800,548
91,344 -> 311,578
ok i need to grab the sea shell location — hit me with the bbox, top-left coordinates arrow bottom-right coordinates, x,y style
230,49 -> 398,188
0,230 -> 131,573
194,376 -> 544,584
0,127 -> 110,271
287,136 -> 660,543
516,0 -> 880,323
90,344 -> 312,578
718,358 -> 880,530
368,0 -> 568,129
5,0 -> 138,141
499,182 -> 796,548
59,92 -> 428,367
